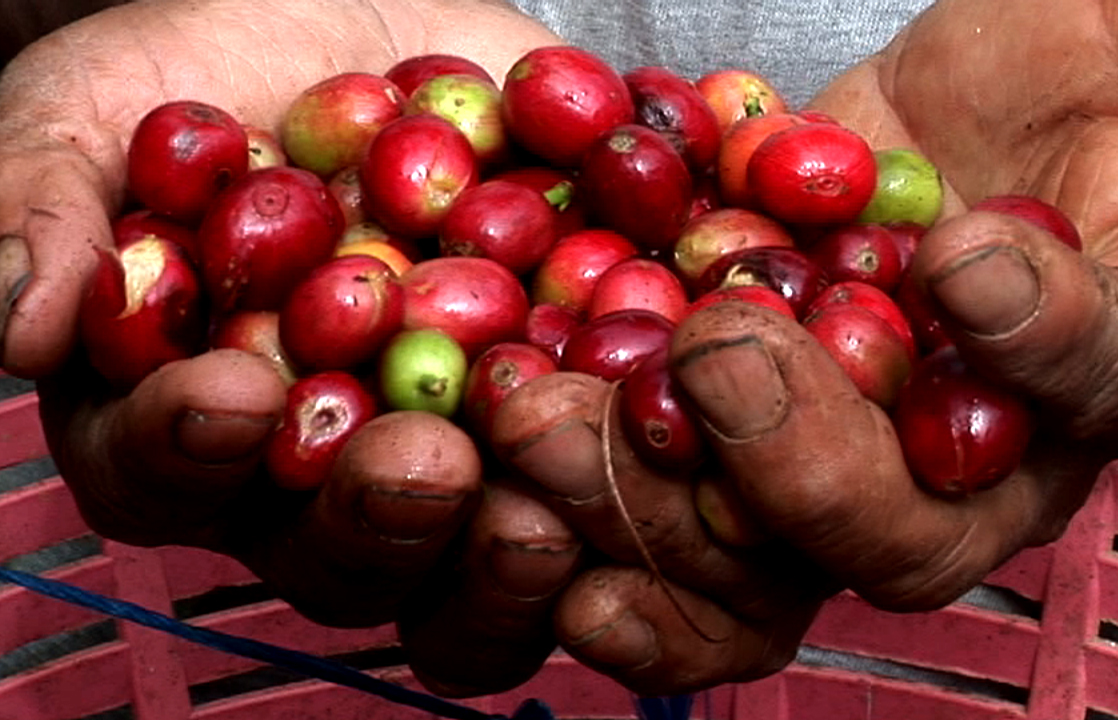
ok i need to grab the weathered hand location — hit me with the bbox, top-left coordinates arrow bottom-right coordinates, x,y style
0,0 -> 557,377
489,369 -> 833,695
1,0 -> 574,698
756,0 -> 1118,608
484,0 -> 1118,694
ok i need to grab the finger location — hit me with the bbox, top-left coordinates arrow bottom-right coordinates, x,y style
0,149 -> 116,377
913,209 -> 1118,442
243,411 -> 484,628
693,472 -> 771,548
491,372 -> 833,623
399,480 -> 582,698
37,348 -> 286,549
0,235 -> 32,369
671,301 -> 1088,611
554,565 -> 821,696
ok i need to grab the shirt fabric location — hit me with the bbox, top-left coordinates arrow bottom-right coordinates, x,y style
508,0 -> 937,107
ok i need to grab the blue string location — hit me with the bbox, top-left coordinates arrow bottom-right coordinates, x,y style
0,566 -> 553,720
634,694 -> 695,720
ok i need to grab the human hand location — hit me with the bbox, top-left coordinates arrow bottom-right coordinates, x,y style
2,0 -> 579,697
483,0 -> 1118,695
40,351 -> 584,696
5,0 -> 797,699
782,0 -> 1118,604
488,370 -> 834,695
0,0 -> 558,378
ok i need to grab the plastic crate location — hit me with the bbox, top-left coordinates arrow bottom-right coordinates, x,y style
3,371 -> 1118,720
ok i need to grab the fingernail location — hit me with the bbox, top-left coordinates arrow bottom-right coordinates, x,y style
569,610 -> 657,669
174,409 -> 276,465
0,234 -> 32,364
928,245 -> 1040,337
674,335 -> 788,441
508,419 -> 607,503
488,538 -> 580,601
361,485 -> 468,544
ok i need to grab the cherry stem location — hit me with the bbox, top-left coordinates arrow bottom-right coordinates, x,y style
419,374 -> 448,398
543,180 -> 574,212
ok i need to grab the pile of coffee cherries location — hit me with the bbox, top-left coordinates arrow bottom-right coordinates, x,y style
80,45 -> 1081,499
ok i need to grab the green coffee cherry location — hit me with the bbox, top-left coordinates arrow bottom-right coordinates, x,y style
858,147 -> 944,227
379,328 -> 468,418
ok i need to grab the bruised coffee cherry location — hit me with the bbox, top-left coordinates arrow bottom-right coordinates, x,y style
619,347 -> 706,470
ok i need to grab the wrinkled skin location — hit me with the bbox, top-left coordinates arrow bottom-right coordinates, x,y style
1,0 -> 578,698
498,0 -> 1118,691
3,0 -> 1118,699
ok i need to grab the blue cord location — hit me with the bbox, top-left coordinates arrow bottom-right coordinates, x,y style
634,693 -> 695,720
0,566 -> 553,720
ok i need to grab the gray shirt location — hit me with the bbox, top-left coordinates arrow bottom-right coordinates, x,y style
509,0 -> 936,107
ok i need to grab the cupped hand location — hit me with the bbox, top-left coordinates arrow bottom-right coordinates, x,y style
484,0 -> 1118,695
38,352 -> 486,626
768,0 -> 1118,606
2,0 -> 576,698
486,221 -> 1112,694
0,0 -> 559,378
489,370 -> 834,695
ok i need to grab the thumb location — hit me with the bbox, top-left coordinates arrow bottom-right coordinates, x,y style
0,146 -> 117,378
912,210 -> 1118,442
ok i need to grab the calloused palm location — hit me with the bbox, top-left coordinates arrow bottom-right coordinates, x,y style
0,0 -> 558,377
818,0 -> 1118,263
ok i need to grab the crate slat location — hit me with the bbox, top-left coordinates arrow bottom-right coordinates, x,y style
983,543 -> 1054,602
0,555 -> 115,656
806,592 -> 1040,687
172,601 -> 399,688
157,546 -> 260,600
0,392 -> 47,470
777,665 -> 1026,720
0,477 -> 88,564
107,541 -> 194,720
1084,639 -> 1118,716
0,641 -> 132,720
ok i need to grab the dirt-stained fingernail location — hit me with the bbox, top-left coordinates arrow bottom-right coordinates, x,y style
488,538 -> 581,601
568,610 -> 658,669
674,335 -> 789,441
174,410 -> 276,465
508,419 -> 607,503
361,485 -> 469,544
928,245 -> 1040,337
0,234 -> 32,365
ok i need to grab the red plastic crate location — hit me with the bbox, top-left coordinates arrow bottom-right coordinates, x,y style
2,374 -> 1117,720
